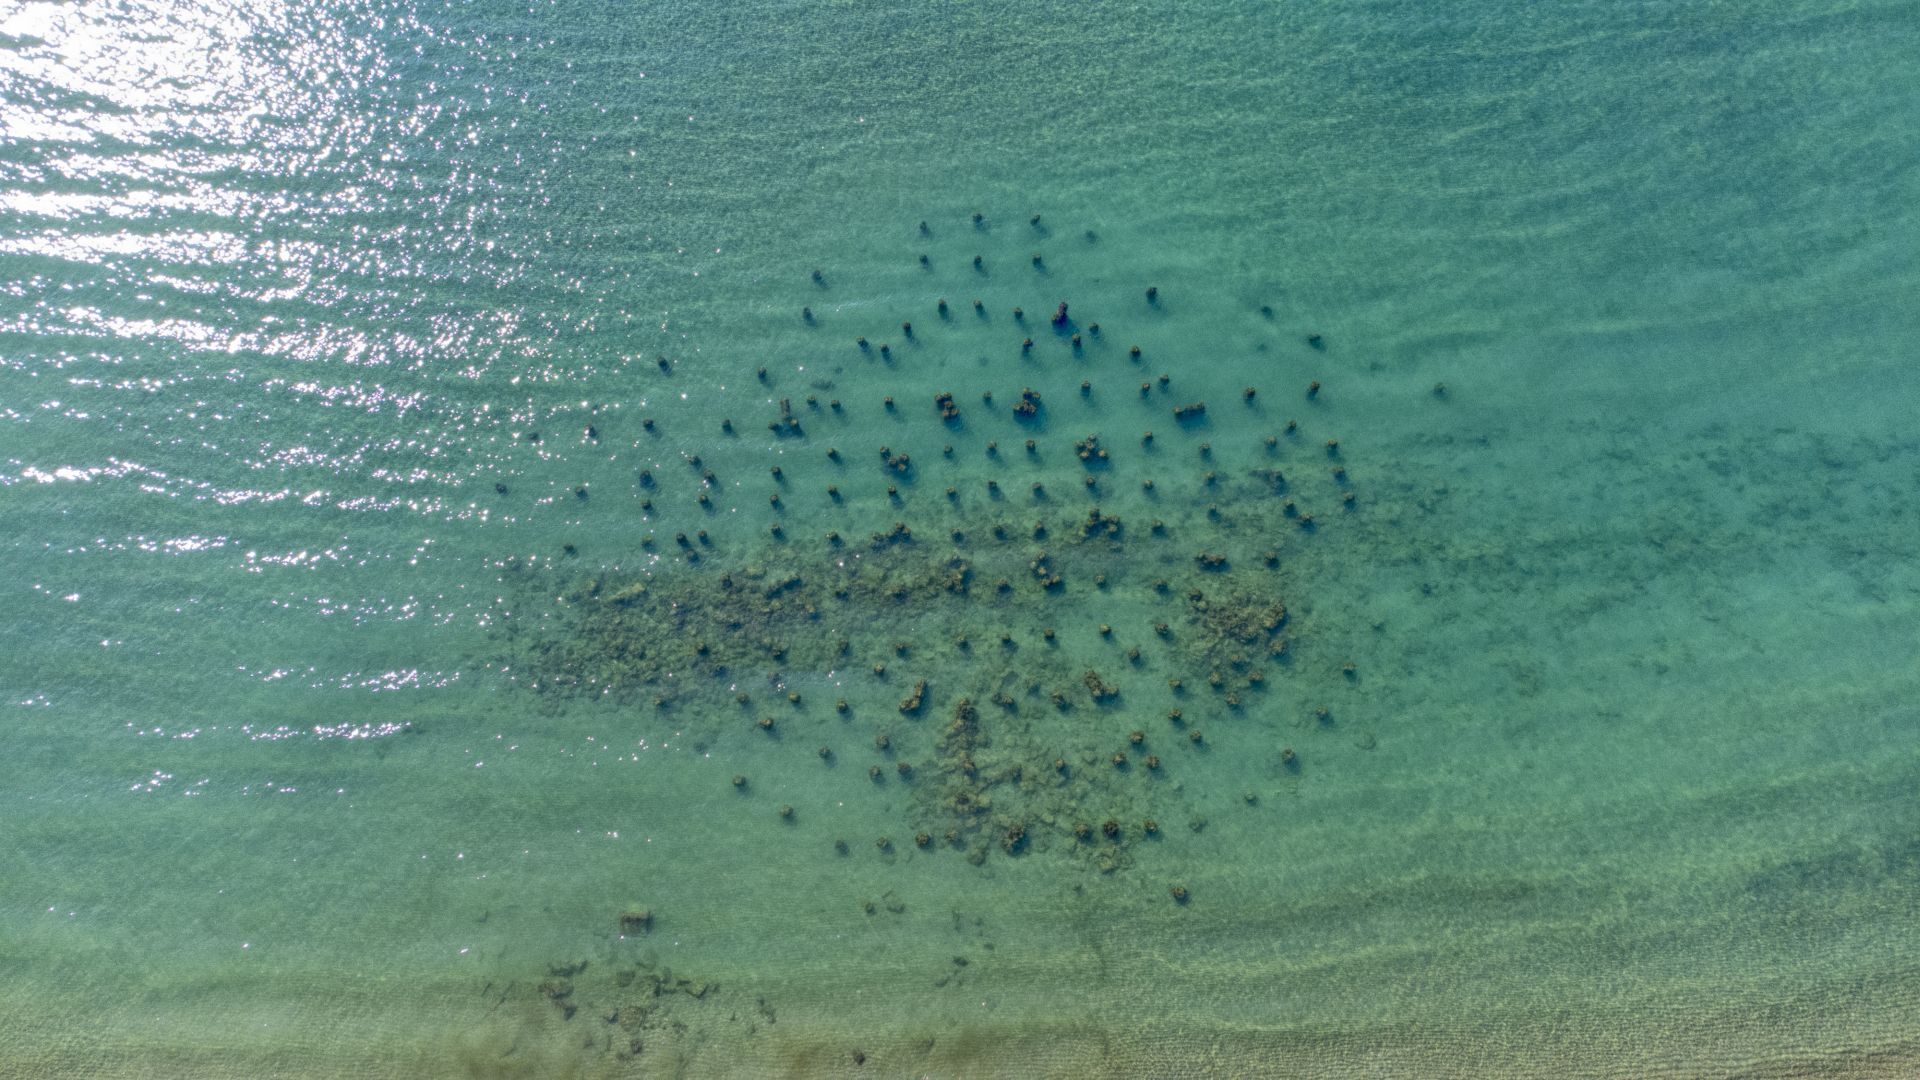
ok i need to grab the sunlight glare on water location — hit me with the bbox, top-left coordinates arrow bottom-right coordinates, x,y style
1,1 -> 1917,1077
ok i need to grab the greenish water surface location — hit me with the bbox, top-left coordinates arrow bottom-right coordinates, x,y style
1,1 -> 1917,1076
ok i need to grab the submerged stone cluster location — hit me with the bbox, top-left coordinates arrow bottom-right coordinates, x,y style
499,210 -> 1393,880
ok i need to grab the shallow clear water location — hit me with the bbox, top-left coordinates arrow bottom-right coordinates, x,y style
2,1 -> 1917,1076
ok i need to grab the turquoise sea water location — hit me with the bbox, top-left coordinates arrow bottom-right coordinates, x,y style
2,0 -> 1917,1076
